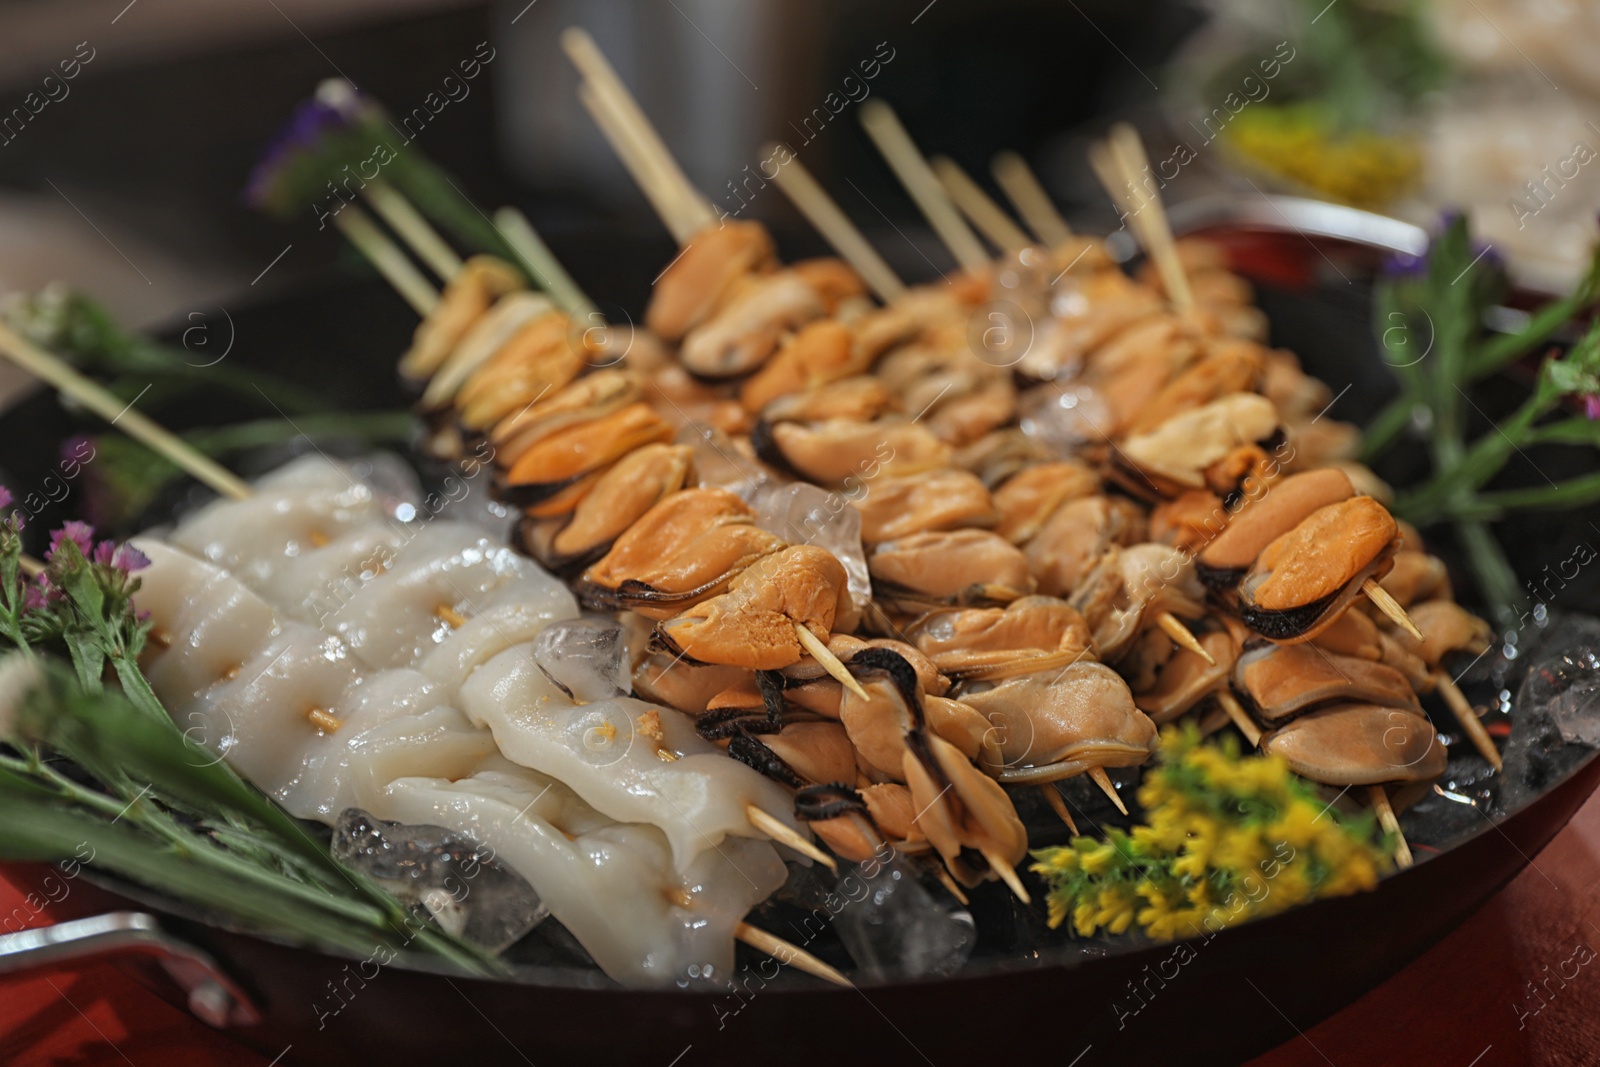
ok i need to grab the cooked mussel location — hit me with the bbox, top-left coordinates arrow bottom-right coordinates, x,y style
854,469 -> 998,543
644,219 -> 775,340
578,488 -> 784,617
958,662 -> 1157,785
1236,496 -> 1399,644
753,417 -> 951,487
499,402 -> 673,514
1234,643 -> 1420,724
399,255 -> 523,380
1196,467 -> 1354,590
868,529 -> 1034,612
1113,392 -> 1280,500
1260,702 -> 1446,785
657,545 -> 853,669
679,271 -> 825,378
911,596 -> 1093,681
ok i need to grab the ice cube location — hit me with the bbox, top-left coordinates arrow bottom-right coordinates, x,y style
1500,614 -> 1600,812
786,852 -> 974,980
533,618 -> 629,702
678,423 -> 769,496
1018,382 -> 1111,456
332,808 -> 547,954
751,482 -> 872,608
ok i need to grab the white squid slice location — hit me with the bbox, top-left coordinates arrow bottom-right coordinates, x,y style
165,622 -> 363,797
456,647 -> 801,872
170,455 -> 386,590
319,522 -> 575,673
275,669 -> 497,822
371,758 -> 786,987
130,539 -> 280,703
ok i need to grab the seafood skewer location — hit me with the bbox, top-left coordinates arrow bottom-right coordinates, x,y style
0,337 -> 852,986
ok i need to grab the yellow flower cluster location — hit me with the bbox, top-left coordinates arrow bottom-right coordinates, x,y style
1225,104 -> 1419,210
1030,726 -> 1391,942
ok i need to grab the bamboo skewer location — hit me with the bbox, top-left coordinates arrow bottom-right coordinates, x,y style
1361,579 -> 1426,641
1156,612 -> 1215,667
1105,123 -> 1195,314
934,865 -> 970,906
991,151 -> 1073,247
734,921 -> 852,987
1368,785 -> 1414,869
745,804 -> 837,871
931,156 -> 1032,255
331,206 -> 439,317
576,83 -> 693,243
858,101 -> 990,275
984,849 -> 1032,904
1434,670 -> 1503,771
1039,783 -> 1079,834
794,622 -> 871,701
765,144 -> 908,304
562,28 -> 717,242
1216,690 -> 1262,747
0,322 -> 252,501
363,178 -> 464,281
494,206 -> 598,320
1088,766 -> 1128,815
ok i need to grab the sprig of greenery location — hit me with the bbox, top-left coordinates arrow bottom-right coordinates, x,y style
0,514 -> 504,975
1365,216 -> 1600,626
1031,726 -> 1390,941
4,287 -> 323,414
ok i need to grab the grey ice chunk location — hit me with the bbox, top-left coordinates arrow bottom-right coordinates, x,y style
1502,615 -> 1600,811
1018,382 -> 1111,456
533,617 -> 629,702
332,809 -> 547,954
788,853 -> 974,980
678,423 -> 770,495
1526,618 -> 1600,746
751,482 -> 872,607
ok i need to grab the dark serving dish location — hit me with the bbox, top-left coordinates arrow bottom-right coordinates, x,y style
2,203 -> 1598,1066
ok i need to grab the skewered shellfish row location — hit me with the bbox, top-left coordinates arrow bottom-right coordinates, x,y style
386,245 -> 1043,893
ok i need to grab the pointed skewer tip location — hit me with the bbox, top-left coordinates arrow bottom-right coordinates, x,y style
982,849 -> 1031,905
735,922 -> 853,987
794,623 -> 869,701
1088,766 -> 1129,816
1361,579 -> 1425,641
745,804 -> 837,871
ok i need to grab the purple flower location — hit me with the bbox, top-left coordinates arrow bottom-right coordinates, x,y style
112,543 -> 150,573
47,520 -> 94,562
23,574 -> 56,612
244,80 -> 372,210
1382,250 -> 1428,279
1585,395 -> 1600,421
93,540 -> 116,566
0,486 -> 11,512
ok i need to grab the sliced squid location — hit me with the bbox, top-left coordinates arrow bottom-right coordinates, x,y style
371,759 -> 786,987
455,647 -> 801,871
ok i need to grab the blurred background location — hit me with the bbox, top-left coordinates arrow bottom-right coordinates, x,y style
0,0 -> 1592,331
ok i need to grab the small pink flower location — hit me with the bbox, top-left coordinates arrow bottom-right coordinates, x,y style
23,574 -> 56,611
93,540 -> 117,566
48,520 -> 94,561
1585,395 -> 1600,421
0,486 -> 11,511
112,544 -> 150,573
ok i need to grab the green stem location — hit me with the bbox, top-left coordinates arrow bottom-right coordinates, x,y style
1358,394 -> 1416,461
1455,519 -> 1525,629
